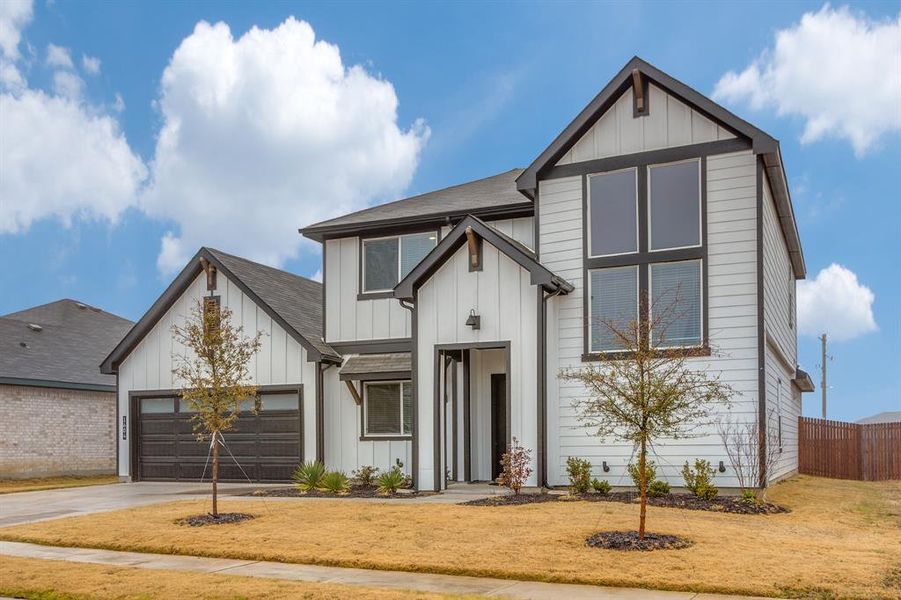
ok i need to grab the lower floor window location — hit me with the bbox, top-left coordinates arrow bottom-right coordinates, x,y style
650,259 -> 702,348
364,381 -> 412,436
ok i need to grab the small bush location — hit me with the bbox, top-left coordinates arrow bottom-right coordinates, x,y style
292,460 -> 326,492
377,466 -> 407,495
627,460 -> 657,494
317,470 -> 350,494
499,437 -> 533,495
682,459 -> 719,500
566,457 -> 592,494
591,478 -> 612,495
649,479 -> 671,497
740,489 -> 762,505
352,465 -> 379,487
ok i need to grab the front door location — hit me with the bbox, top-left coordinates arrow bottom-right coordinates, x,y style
490,373 -> 507,481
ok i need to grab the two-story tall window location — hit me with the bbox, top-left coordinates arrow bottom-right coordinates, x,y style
586,158 -> 705,354
362,232 -> 438,293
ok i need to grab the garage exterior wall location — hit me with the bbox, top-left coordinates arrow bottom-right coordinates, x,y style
0,384 -> 116,478
117,270 -> 317,479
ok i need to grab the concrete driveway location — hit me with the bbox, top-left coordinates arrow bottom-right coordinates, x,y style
0,481 -> 270,527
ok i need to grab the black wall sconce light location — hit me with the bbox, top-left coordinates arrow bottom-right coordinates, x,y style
602,461 -> 610,473
465,309 -> 480,330
718,461 -> 726,473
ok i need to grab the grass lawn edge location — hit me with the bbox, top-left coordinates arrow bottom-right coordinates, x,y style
0,524 -> 769,599
0,475 -> 120,495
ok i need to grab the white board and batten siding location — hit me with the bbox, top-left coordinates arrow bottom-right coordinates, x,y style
416,242 -> 539,490
117,271 -> 319,478
539,83 -> 762,488
762,173 -> 800,482
556,83 -> 736,166
323,217 -> 533,343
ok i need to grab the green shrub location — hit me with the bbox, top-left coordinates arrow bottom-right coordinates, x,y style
740,489 -> 761,505
352,465 -> 379,487
566,457 -> 592,494
681,459 -> 718,500
627,460 -> 657,494
377,466 -> 407,495
292,460 -> 326,492
649,479 -> 671,497
591,478 -> 612,495
317,470 -> 350,494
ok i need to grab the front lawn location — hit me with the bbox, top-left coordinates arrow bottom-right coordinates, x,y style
0,475 -> 119,495
1,476 -> 898,599
0,556 -> 462,600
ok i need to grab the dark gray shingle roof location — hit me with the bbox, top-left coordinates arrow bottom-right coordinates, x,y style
301,169 -> 530,240
0,300 -> 133,389
205,249 -> 335,360
339,353 -> 411,380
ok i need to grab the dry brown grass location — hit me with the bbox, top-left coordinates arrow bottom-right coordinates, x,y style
0,555 -> 462,599
0,475 -> 119,495
1,476 -> 898,599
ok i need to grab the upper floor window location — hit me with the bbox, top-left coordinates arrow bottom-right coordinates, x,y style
362,232 -> 437,293
585,158 -> 705,355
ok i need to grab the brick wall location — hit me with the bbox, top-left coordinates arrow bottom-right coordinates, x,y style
0,384 -> 116,478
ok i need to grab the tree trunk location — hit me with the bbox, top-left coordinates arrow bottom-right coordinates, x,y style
211,430 -> 219,517
638,436 -> 647,540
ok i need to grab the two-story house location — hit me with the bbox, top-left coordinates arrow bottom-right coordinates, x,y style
107,57 -> 813,489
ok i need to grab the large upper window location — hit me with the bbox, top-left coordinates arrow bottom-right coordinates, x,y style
586,158 -> 705,354
362,232 -> 437,293
363,381 -> 412,437
588,168 -> 638,257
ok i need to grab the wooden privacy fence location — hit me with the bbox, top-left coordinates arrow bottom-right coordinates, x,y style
798,417 -> 901,481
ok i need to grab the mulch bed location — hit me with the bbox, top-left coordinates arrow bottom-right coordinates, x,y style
245,485 -> 422,499
463,491 -> 787,514
463,494 -> 561,507
586,530 -> 693,551
177,512 -> 255,527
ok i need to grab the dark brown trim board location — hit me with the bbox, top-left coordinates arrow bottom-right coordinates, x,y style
0,377 -> 116,393
330,338 -> 412,355
756,156 -> 768,488
462,349 -> 471,482
316,363 -> 327,463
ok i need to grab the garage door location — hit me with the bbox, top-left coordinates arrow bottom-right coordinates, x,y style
136,389 -> 302,482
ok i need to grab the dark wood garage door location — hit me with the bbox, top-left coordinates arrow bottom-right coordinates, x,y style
135,389 -> 302,483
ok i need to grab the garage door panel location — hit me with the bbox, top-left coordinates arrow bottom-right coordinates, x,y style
136,391 -> 302,483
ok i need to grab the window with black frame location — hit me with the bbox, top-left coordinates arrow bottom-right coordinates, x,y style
586,158 -> 705,354
362,232 -> 438,293
363,381 -> 412,437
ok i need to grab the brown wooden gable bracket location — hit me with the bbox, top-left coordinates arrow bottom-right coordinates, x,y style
632,69 -> 649,117
345,380 -> 363,406
465,226 -> 483,272
199,257 -> 217,291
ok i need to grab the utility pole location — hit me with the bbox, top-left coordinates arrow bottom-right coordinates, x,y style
819,333 -> 828,419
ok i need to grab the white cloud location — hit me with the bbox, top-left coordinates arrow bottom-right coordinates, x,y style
797,264 -> 877,341
309,269 -> 323,283
0,89 -> 147,233
46,43 -> 72,68
141,18 -> 428,274
52,69 -> 83,99
82,53 -> 100,74
713,5 -> 901,156
0,0 -> 32,90
0,0 -> 31,60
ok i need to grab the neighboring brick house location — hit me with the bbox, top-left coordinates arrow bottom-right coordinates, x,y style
0,299 -> 133,478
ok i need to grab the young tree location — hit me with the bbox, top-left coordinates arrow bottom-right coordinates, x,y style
172,298 -> 262,517
560,294 -> 732,539
499,437 -> 533,495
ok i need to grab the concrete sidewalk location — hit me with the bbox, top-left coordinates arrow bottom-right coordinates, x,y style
1,540 -> 767,600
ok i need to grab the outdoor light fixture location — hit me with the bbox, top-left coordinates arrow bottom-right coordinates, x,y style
718,461 -> 726,473
602,461 -> 610,472
465,309 -> 480,330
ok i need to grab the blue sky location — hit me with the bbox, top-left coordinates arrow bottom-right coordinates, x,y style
1,1 -> 898,421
